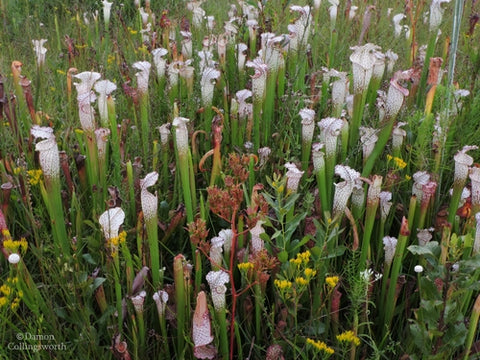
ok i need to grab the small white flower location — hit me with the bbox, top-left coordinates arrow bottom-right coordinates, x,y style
361,269 -> 383,283
8,253 -> 20,264
414,265 -> 424,273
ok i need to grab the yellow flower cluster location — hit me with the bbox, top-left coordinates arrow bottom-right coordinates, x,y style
274,279 -> 292,291
108,231 -> 127,257
107,54 -> 116,65
306,338 -> 335,355
3,236 -> 28,254
304,268 -> 317,278
289,250 -> 311,267
27,169 -> 43,186
325,276 -> 339,288
0,277 -> 23,311
386,154 -> 407,169
295,277 -> 308,286
238,262 -> 254,272
336,330 -> 361,346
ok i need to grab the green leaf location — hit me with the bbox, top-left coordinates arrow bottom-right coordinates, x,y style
407,241 -> 440,257
82,253 -> 97,265
278,250 -> 289,263
90,277 -> 107,291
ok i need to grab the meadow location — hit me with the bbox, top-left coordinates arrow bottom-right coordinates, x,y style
1,0 -> 480,359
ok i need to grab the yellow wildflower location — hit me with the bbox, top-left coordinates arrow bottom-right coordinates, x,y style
274,279 -> 292,291
304,268 -> 317,278
289,257 -> 302,266
393,157 -> 407,169
306,338 -> 335,355
13,167 -> 22,175
11,297 -> 21,311
238,262 -> 254,272
0,284 -> 11,296
386,154 -> 393,162
336,330 -> 361,346
0,297 -> 7,307
325,276 -> 339,288
107,54 -> 116,65
2,229 -> 11,239
137,44 -> 149,55
299,250 -> 311,263
19,238 -> 28,253
3,239 -> 27,254
295,277 -> 308,286
128,26 -> 138,35
405,174 -> 412,181
56,69 -> 66,75
27,169 -> 43,185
